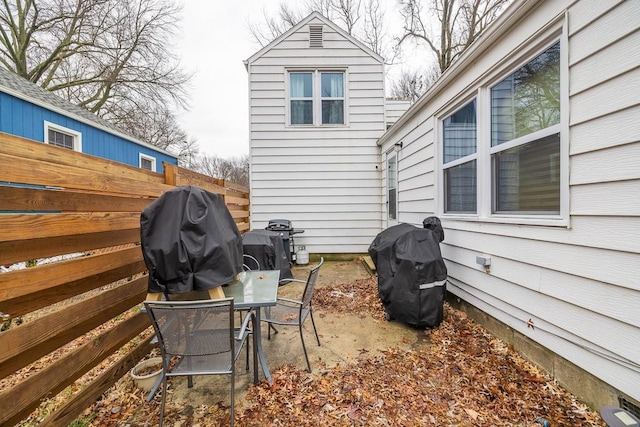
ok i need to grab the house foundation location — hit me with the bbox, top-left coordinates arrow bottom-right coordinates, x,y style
447,293 -> 639,414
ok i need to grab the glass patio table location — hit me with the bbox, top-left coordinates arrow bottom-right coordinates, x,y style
224,270 -> 279,384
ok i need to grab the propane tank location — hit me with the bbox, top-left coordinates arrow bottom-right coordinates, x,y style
296,247 -> 309,265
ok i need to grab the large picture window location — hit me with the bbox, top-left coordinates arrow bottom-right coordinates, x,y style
289,70 -> 345,126
441,40 -> 563,221
490,41 -> 560,214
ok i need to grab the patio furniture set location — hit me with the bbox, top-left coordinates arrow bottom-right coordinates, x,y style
138,185 -> 323,426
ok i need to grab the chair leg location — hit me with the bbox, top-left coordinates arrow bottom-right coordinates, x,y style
299,322 -> 312,372
159,376 -> 168,427
309,308 -> 321,346
267,322 -> 278,339
245,332 -> 250,371
230,365 -> 235,427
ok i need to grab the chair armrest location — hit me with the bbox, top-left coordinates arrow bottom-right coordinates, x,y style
276,296 -> 303,306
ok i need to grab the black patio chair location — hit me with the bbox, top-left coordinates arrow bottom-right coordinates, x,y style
261,257 -> 324,372
144,298 -> 254,427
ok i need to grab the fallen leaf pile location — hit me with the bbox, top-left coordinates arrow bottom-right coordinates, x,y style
239,303 -> 604,426
313,275 -> 385,320
19,272 -> 605,426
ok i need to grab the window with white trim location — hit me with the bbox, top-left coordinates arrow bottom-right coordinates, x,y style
139,153 -> 156,171
441,40 -> 563,221
490,41 -> 560,214
289,70 -> 345,126
443,99 -> 477,213
44,122 -> 82,152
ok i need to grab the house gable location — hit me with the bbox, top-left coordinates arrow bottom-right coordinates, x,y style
246,12 -> 387,255
245,11 -> 384,67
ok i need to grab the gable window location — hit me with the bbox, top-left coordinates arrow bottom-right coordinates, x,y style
139,153 -> 156,171
443,99 -> 477,213
440,40 -> 564,223
289,70 -> 345,126
44,122 -> 81,152
490,41 -> 560,214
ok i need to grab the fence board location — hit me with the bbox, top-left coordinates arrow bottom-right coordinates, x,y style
0,246 -> 142,302
0,212 -> 140,242
0,185 -> 154,212
1,152 -> 174,197
0,132 -> 165,184
0,313 -> 152,427
0,277 -> 146,378
0,259 -> 146,319
0,229 -> 140,266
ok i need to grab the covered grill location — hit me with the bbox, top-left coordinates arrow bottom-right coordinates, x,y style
140,185 -> 243,295
242,229 -> 293,282
265,219 -> 304,265
368,217 -> 447,328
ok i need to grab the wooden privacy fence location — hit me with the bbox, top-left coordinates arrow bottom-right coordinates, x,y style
0,133 -> 249,426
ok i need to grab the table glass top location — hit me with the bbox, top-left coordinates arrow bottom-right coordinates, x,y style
223,270 -> 279,308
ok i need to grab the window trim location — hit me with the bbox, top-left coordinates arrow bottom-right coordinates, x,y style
139,153 -> 156,171
437,31 -> 569,227
44,121 -> 82,152
386,150 -> 398,222
286,68 -> 348,127
442,97 -> 478,214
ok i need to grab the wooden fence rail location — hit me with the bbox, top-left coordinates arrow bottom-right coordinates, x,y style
0,133 -> 250,426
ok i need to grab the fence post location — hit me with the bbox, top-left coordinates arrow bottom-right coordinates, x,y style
163,162 -> 178,186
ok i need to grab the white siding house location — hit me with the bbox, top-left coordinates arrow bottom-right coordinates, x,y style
378,0 -> 640,409
245,12 -> 386,255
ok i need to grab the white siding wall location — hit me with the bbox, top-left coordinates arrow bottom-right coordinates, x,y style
385,99 -> 411,128
380,0 -> 640,401
248,16 -> 385,254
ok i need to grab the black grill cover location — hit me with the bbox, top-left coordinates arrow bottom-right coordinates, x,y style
140,185 -> 243,294
242,229 -> 293,281
368,218 -> 447,328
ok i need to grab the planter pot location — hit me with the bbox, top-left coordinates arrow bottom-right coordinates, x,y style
130,357 -> 163,392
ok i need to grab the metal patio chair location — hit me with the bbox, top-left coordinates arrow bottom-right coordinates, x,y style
242,254 -> 261,271
261,257 -> 324,372
144,298 -> 254,427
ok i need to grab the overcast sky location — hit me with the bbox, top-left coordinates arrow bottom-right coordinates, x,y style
175,0 -> 425,159
174,1 -> 274,159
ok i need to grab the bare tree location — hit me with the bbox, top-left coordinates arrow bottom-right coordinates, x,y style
0,0 -> 193,155
247,3 -> 305,47
389,67 -> 430,102
398,0 -> 511,73
247,0 -> 397,62
194,154 -> 249,187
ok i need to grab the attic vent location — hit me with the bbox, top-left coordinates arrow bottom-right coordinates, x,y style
309,25 -> 323,47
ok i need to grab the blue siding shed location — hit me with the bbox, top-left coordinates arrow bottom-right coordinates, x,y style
0,68 -> 177,172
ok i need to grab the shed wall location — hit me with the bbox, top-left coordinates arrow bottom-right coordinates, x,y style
0,93 -> 176,171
